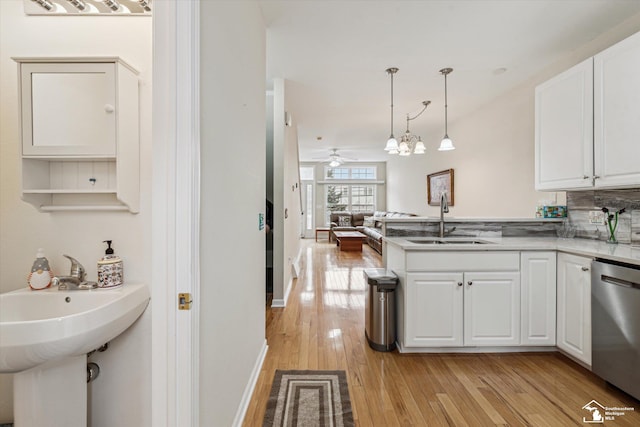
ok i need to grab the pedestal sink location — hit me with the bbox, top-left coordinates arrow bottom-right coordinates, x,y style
0,283 -> 150,426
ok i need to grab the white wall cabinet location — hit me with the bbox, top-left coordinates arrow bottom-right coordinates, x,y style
535,58 -> 594,190
593,31 -> 640,188
14,57 -> 140,212
521,252 -> 557,345
557,252 -> 592,366
535,30 -> 640,191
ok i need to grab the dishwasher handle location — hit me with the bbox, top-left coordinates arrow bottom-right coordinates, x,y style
601,274 -> 640,290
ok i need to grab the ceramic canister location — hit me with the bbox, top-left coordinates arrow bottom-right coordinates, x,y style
97,255 -> 123,288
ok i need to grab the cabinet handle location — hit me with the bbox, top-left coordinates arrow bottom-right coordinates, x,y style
467,281 -> 473,286
457,282 -> 463,287
583,175 -> 589,179
593,175 -> 600,180
582,266 -> 589,271
104,104 -> 115,113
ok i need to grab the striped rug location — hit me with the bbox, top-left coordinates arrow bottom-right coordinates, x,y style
263,370 -> 354,427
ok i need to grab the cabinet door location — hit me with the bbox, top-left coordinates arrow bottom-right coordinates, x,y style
535,58 -> 594,191
521,252 -> 556,345
405,273 -> 463,347
464,272 -> 520,346
20,62 -> 117,157
557,253 -> 592,365
594,31 -> 640,188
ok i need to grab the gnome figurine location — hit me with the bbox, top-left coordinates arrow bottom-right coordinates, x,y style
28,248 -> 54,290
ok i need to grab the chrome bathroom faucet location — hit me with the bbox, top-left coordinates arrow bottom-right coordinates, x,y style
54,254 -> 97,290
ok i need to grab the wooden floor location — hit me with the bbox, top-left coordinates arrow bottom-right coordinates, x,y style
244,240 -> 640,426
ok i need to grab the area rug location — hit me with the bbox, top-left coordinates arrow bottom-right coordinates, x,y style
263,370 -> 354,427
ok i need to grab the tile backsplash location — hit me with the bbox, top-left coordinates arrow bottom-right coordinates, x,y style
566,189 -> 640,244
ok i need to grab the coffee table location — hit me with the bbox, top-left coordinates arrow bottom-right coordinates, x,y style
333,231 -> 366,252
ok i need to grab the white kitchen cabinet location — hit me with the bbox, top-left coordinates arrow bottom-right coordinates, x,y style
557,252 -> 592,366
593,30 -> 640,188
520,252 -> 557,346
14,57 -> 139,212
464,271 -> 520,346
535,30 -> 640,191
405,272 -> 463,347
535,58 -> 593,191
401,252 -> 521,348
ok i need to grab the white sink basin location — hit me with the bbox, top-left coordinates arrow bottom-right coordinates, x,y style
0,283 -> 150,373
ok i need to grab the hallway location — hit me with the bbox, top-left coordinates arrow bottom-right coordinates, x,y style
244,240 -> 639,426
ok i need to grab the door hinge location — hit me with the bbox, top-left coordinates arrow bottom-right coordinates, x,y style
178,293 -> 192,310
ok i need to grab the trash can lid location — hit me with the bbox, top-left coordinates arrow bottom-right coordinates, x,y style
364,268 -> 398,287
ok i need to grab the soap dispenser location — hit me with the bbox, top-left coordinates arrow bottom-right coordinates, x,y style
28,248 -> 54,290
97,240 -> 123,288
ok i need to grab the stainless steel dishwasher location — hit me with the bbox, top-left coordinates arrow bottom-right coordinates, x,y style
591,259 -> 640,400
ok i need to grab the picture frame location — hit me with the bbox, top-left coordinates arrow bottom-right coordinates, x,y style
427,169 -> 454,206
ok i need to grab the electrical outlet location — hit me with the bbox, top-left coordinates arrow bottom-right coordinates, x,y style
589,210 -> 605,224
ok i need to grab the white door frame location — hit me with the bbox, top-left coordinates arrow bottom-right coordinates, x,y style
300,180 -> 315,238
151,1 -> 200,426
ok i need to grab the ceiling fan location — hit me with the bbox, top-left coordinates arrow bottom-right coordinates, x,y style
313,149 -> 357,167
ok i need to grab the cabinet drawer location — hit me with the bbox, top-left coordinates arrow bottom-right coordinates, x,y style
406,251 -> 520,272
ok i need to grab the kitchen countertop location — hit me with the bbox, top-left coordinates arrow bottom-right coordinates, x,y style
384,236 -> 640,266
381,216 -> 563,223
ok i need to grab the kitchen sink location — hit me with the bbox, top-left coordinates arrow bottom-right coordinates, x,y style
407,238 -> 491,245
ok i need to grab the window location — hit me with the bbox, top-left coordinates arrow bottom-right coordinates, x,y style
322,165 -> 379,224
324,166 -> 376,180
300,166 -> 314,181
325,184 -> 376,224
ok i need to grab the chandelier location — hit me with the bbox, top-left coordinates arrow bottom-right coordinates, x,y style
383,67 -> 429,156
397,101 -> 430,156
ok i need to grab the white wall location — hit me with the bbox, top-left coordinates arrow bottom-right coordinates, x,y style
271,79 -> 302,305
0,1 -> 152,424
199,2 -> 267,425
387,14 -> 640,218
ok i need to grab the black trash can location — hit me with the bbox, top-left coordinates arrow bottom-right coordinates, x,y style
364,268 -> 398,351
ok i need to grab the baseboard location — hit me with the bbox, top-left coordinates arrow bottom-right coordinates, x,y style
232,339 -> 268,427
271,277 -> 292,308
396,342 -> 559,354
271,249 -> 300,308
271,298 -> 285,308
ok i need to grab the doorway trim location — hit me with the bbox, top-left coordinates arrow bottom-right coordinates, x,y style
151,1 -> 201,426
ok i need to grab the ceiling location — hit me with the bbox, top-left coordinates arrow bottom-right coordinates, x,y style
260,0 -> 640,163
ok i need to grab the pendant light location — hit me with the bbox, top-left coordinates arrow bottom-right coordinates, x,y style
384,67 -> 399,153
438,68 -> 455,151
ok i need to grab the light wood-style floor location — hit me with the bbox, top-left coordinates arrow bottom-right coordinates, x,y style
244,239 -> 640,426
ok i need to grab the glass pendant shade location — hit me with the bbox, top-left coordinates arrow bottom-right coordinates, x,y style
414,139 -> 426,154
385,136 -> 399,151
329,159 -> 341,167
398,140 -> 410,156
438,135 -> 455,151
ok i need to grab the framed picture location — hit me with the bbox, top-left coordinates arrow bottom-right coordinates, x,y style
427,169 -> 454,206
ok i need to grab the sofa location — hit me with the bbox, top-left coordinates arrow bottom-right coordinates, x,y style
329,211 -> 416,254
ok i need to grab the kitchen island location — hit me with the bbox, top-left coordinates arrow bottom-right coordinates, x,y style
384,235 -> 640,360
